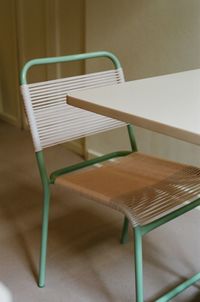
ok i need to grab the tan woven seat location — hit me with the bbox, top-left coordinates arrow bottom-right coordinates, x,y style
56,152 -> 200,227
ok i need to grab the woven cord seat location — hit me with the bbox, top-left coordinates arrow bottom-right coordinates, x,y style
56,152 -> 200,227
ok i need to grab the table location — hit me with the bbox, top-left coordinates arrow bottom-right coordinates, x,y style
67,69 -> 200,145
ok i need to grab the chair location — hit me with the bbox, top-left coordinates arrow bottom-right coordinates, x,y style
20,51 -> 200,301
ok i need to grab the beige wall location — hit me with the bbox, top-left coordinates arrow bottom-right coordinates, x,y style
85,0 -> 200,165
17,0 -> 85,80
0,0 -> 85,154
0,0 -> 21,126
0,0 -> 85,127
1,1 -> 200,163
86,0 -> 200,80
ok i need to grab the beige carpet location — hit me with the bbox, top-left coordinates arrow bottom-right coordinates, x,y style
1,120 -> 200,302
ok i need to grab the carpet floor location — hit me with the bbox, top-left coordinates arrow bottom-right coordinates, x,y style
0,121 -> 200,302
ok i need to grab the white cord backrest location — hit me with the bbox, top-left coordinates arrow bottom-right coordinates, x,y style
21,68 -> 126,152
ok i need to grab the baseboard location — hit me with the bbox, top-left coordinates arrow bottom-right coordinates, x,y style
64,141 -> 85,157
0,113 -> 19,127
85,148 -> 104,160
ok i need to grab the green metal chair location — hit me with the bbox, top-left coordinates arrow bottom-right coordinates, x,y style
20,51 -> 200,301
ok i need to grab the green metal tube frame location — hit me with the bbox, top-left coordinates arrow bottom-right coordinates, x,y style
20,51 -> 137,288
50,150 -> 132,184
35,151 -> 50,287
21,51 -> 121,85
132,196 -> 200,302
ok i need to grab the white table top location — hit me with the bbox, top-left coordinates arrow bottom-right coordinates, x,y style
67,69 -> 200,145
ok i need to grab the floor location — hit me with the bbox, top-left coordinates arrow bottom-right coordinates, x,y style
1,120 -> 200,302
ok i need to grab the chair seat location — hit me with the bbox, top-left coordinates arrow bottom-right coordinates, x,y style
56,152 -> 200,226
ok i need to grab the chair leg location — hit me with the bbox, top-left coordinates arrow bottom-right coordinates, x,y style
120,216 -> 129,244
38,188 -> 50,288
134,227 -> 144,302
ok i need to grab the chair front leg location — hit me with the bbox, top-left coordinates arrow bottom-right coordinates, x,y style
38,186 -> 51,288
134,226 -> 144,302
120,216 -> 129,244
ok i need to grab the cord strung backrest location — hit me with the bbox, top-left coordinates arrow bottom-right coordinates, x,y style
21,68 -> 126,152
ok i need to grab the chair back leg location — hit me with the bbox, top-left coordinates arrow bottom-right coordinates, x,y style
120,217 -> 129,244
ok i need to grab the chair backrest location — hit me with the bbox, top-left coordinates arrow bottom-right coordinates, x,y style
20,52 -> 127,152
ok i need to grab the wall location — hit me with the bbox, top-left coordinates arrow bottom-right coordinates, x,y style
0,0 -> 85,110
0,0 -> 21,126
85,0 -> 200,165
0,0 -> 85,154
1,1 -> 200,161
16,0 -> 85,81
